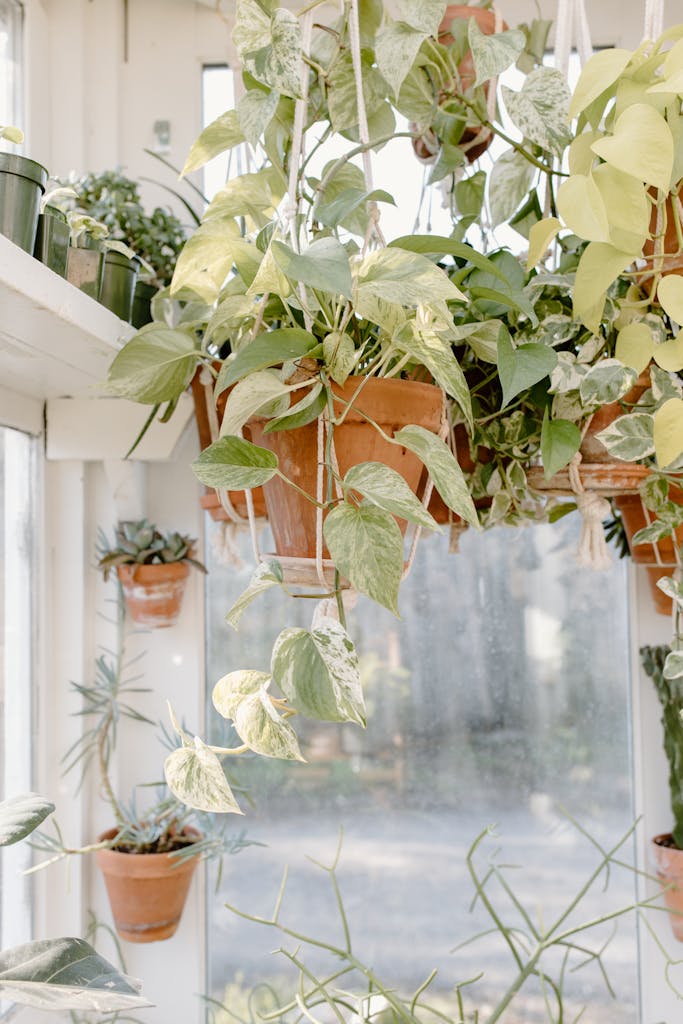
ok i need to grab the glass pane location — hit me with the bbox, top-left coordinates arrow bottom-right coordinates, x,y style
205,516 -> 637,1023
0,425 -> 36,951
0,1 -> 23,130
202,65 -> 236,202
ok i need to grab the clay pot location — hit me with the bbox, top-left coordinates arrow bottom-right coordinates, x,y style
248,377 -> 444,559
96,827 -> 200,943
412,5 -> 504,165
191,368 -> 267,523
613,487 -> 683,616
641,189 -> 683,279
651,834 -> 683,941
117,562 -> 190,628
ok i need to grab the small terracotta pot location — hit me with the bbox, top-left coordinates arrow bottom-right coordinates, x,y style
117,562 -> 190,628
651,833 -> 683,941
96,827 -> 200,943
248,377 -> 444,559
190,368 -> 267,523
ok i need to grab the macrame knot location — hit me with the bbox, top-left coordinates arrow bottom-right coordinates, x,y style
211,522 -> 244,569
568,452 -> 612,571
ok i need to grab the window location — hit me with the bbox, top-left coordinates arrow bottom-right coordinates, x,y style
202,65 -> 236,201
0,1 -> 23,131
204,518 -> 637,1021
0,425 -> 37,951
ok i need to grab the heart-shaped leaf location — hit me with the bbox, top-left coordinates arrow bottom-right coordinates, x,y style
615,322 -> 655,373
217,327 -> 318,393
654,397 -> 683,468
541,412 -> 581,479
591,104 -> 673,191
344,462 -> 439,530
213,670 -> 272,720
192,436 -> 278,489
393,424 -> 479,528
234,689 -> 305,761
497,327 -> 557,408
324,503 -> 404,614
165,737 -> 243,814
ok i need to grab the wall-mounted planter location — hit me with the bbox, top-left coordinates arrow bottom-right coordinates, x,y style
117,562 -> 190,628
131,280 -> 158,329
0,153 -> 48,253
33,207 -> 70,277
67,240 -> 105,301
96,827 -> 200,943
100,250 -> 140,322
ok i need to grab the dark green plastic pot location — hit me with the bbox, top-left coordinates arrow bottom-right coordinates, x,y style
67,244 -> 105,301
99,250 -> 141,322
0,153 -> 48,253
34,207 -> 70,277
131,280 -> 158,329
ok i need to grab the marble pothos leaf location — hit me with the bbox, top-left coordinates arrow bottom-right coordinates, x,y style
375,21 -> 426,97
192,436 -> 278,490
489,149 -> 535,227
468,21 -> 525,85
271,619 -> 366,725
393,425 -> 479,528
164,737 -> 243,814
0,794 -> 54,848
579,359 -> 637,408
392,322 -> 472,429
395,0 -> 446,35
238,89 -> 280,147
239,7 -> 303,98
658,574 -> 683,610
213,669 -> 272,720
218,370 -> 293,436
594,412 -> 655,461
323,502 -> 404,615
501,68 -> 571,155
664,650 -> 683,680
233,688 -> 305,761
106,326 -> 198,405
344,463 -> 439,530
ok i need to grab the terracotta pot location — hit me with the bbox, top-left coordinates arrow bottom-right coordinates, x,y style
641,189 -> 683,279
190,368 -> 267,522
412,5 -> 504,165
425,424 -> 493,525
651,834 -> 683,941
96,827 -> 200,943
248,377 -> 443,559
613,487 -> 683,616
117,562 -> 190,628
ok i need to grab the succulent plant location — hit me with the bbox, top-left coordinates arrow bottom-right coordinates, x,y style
97,519 -> 206,579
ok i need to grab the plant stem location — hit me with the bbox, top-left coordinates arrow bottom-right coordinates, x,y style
98,714 -> 125,826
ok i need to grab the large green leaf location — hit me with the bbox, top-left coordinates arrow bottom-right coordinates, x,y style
388,235 -> 509,283
235,4 -> 302,97
376,20 -> 426,97
213,669 -> 271,720
502,68 -> 571,155
615,322 -> 655,373
323,502 -> 404,614
658,275 -> 683,325
218,371 -> 292,436
0,794 -> 54,847
164,737 -> 242,814
541,412 -> 581,479
468,21 -> 525,85
204,168 -> 283,223
344,462 -> 439,530
272,237 -> 353,299
234,689 -> 305,761
393,425 -> 479,528
591,104 -> 673,191
573,242 -> 634,331
106,326 -> 198,405
170,216 -> 240,303
497,327 -> 557,408
392,322 -> 472,429
225,561 -> 284,629
0,938 -> 149,1012
238,88 -> 280,147
654,398 -> 683,468
489,149 -> 535,227
271,620 -> 366,724
355,248 -> 465,311
217,327 -> 318,393
181,110 -> 244,176
569,48 -> 632,118
579,359 -> 637,407
192,436 -> 278,489
591,164 -> 649,254
556,174 -> 610,242
595,412 -> 655,461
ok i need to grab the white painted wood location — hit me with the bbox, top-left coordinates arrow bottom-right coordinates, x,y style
46,395 -> 195,461
0,233 -> 133,400
0,384 -> 43,435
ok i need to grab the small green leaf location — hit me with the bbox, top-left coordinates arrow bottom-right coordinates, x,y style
658,275 -> 683,325
213,669 -> 271,720
106,326 -> 198,405
271,620 -> 366,725
591,104 -> 673,191
344,462 -> 439,530
234,688 -> 305,760
497,327 -> 557,408
468,21 -> 525,85
579,359 -> 637,407
0,794 -> 54,847
225,561 -> 284,629
541,412 -> 581,479
526,217 -> 560,268
595,412 -> 655,461
272,237 -> 352,299
615,322 -> 655,373
569,48 -> 633,118
314,188 -> 396,231
654,398 -> 683,468
324,503 -> 404,614
182,110 -> 244,176
217,327 -> 318,393
192,436 -> 278,489
394,424 -> 479,528
164,738 -> 243,813
265,384 -> 326,432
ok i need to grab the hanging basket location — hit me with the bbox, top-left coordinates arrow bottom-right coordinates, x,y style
96,827 -> 200,943
248,377 -> 444,560
117,562 -> 190,628
190,368 -> 267,523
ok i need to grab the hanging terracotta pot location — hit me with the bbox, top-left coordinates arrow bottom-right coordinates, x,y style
191,368 -> 267,523
651,834 -> 683,941
96,828 -> 200,943
412,5 -> 505,166
117,562 -> 190,628
248,377 -> 443,559
613,487 -> 683,616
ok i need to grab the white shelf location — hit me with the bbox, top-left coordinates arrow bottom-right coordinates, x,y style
0,232 -> 134,400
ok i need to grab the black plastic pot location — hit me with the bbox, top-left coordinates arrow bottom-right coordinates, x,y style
100,250 -> 141,322
33,207 -> 70,277
67,241 -> 105,301
0,153 -> 48,253
131,280 -> 158,329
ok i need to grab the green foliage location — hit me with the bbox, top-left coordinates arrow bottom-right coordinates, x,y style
97,519 -> 206,579
642,644 -> 683,848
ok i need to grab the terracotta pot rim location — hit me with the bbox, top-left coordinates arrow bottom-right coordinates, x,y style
652,832 -> 683,850
96,826 -> 201,873
116,561 -> 191,583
